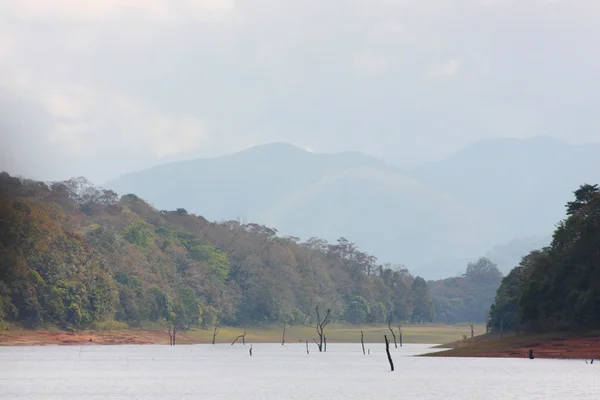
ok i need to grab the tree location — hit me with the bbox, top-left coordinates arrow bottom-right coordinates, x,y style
566,184 -> 599,216
344,296 -> 370,324
465,257 -> 503,283
370,302 -> 387,324
201,306 -> 218,329
188,244 -> 230,281
487,252 -> 542,333
123,220 -> 155,249
411,277 -> 435,323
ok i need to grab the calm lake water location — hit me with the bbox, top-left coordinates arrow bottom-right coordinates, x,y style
0,343 -> 597,399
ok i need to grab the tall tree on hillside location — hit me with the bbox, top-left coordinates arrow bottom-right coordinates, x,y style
523,184 -> 600,328
411,277 -> 435,322
465,257 -> 503,283
488,249 -> 549,333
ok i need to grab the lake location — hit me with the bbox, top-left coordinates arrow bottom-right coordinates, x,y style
0,343 -> 597,399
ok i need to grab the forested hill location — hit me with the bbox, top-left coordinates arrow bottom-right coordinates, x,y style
105,138 -> 600,279
0,172 -> 439,330
488,184 -> 600,333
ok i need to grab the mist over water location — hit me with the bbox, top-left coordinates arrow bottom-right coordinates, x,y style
1,343 -> 597,399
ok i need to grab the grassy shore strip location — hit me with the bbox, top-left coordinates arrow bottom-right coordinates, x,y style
0,323 -> 484,346
421,331 -> 600,359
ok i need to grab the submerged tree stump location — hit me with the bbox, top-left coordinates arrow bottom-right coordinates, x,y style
384,335 -> 394,371
212,326 -> 220,345
398,325 -> 403,348
361,330 -> 365,355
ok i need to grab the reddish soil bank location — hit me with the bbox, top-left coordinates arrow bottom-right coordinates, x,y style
425,333 -> 600,359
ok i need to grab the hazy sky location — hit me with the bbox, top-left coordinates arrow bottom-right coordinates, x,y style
1,0 -> 599,183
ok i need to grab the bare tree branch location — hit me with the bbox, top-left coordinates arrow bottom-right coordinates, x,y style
314,305 -> 332,352
388,320 -> 397,348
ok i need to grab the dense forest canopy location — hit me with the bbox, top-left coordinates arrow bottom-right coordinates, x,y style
429,257 -> 503,324
488,184 -> 600,332
0,172 -> 446,330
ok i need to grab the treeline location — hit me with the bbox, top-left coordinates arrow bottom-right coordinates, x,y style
488,184 -> 600,333
0,172 -> 437,331
429,257 -> 503,324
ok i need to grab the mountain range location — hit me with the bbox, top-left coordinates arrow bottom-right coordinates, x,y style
105,136 -> 600,279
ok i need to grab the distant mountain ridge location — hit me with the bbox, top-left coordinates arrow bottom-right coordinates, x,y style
105,136 -> 600,279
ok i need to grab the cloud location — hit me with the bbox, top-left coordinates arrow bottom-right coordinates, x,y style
1,0 -> 600,181
352,54 -> 390,75
40,85 -> 210,160
0,0 -> 237,22
428,59 -> 461,77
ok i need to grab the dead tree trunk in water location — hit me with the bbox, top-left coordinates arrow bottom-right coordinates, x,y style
384,335 -> 394,371
172,325 -> 177,346
281,322 -> 286,345
361,330 -> 365,355
212,326 -> 220,345
388,320 -> 397,348
324,335 -> 327,352
306,340 -> 309,355
168,325 -> 173,346
249,344 -> 253,356
231,332 -> 246,346
469,324 -> 474,338
315,305 -> 332,352
398,325 -> 403,347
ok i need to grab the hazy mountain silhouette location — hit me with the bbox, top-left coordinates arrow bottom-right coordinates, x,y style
411,136 -> 600,243
105,137 -> 600,279
484,235 -> 552,274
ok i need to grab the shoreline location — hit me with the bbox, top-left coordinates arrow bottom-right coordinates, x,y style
421,331 -> 600,359
0,323 -> 481,347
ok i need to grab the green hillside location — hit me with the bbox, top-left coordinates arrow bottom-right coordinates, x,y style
0,172 -> 438,331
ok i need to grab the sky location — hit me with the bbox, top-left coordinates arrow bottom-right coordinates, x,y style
1,0 -> 599,184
